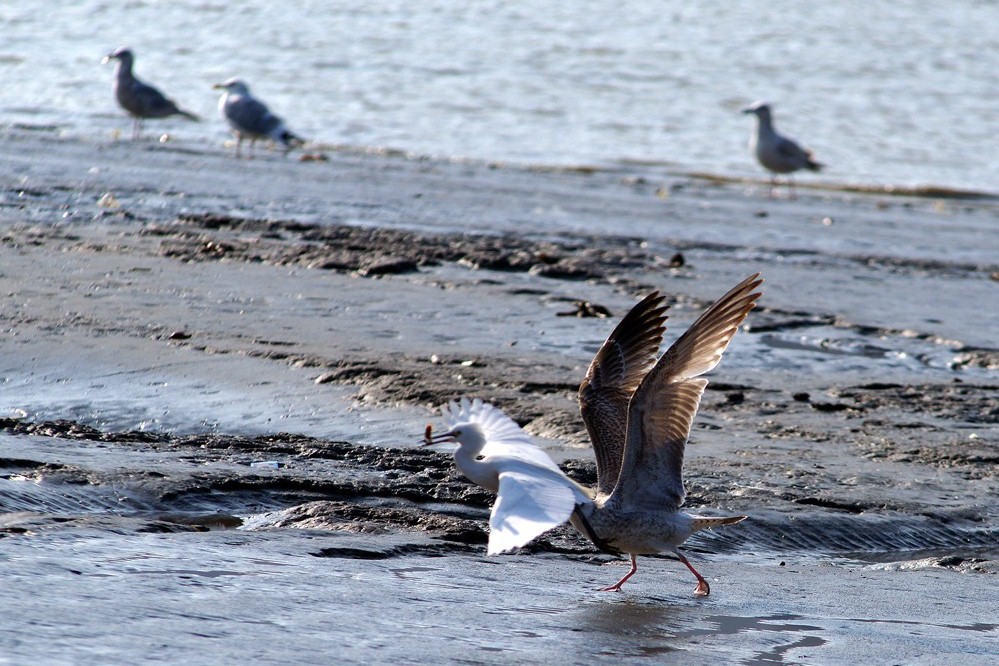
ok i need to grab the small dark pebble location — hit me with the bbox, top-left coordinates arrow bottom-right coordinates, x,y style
726,391 -> 745,404
168,331 -> 191,340
668,252 -> 685,268
793,392 -> 811,402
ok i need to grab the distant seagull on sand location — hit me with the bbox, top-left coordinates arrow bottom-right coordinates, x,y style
213,78 -> 304,158
426,274 -> 762,595
743,102 -> 822,195
102,47 -> 199,140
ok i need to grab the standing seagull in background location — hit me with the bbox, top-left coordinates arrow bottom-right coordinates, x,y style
102,47 -> 199,140
213,78 -> 304,158
743,102 -> 822,196
426,274 -> 762,595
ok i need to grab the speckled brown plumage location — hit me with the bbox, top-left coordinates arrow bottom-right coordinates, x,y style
578,291 -> 669,497
573,273 -> 763,594
615,273 -> 764,510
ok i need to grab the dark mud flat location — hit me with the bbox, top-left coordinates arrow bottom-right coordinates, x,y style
1,129 -> 998,664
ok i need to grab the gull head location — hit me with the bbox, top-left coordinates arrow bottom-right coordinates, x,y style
742,101 -> 772,120
213,78 -> 251,96
102,46 -> 133,65
422,422 -> 488,454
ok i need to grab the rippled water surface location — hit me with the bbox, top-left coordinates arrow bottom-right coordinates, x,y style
2,1 -> 996,191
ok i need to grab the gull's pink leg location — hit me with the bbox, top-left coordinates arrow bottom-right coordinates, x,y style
676,550 -> 710,597
599,554 -> 638,592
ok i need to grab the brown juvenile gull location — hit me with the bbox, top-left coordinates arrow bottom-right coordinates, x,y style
213,78 -> 304,158
102,47 -> 199,140
425,274 -> 762,595
570,273 -> 762,594
742,102 -> 822,196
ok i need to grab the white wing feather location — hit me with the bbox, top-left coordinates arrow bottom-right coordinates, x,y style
488,469 -> 578,555
442,397 -> 593,554
443,398 -> 566,474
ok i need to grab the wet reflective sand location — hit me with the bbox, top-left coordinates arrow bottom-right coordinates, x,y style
1,130 -> 996,663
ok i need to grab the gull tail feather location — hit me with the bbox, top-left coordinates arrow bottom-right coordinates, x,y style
691,515 -> 747,533
177,109 -> 200,121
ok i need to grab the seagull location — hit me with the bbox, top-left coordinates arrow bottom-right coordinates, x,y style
742,102 -> 822,196
213,78 -> 304,158
102,47 -> 199,140
423,398 -> 594,555
570,273 -> 762,594
426,274 -> 763,595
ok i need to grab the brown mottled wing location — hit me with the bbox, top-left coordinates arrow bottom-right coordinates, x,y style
578,292 -> 669,496
613,274 -> 763,509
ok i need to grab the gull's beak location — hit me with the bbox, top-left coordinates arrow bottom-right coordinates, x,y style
741,106 -> 754,115
212,82 -> 227,90
420,424 -> 456,447
101,54 -> 113,64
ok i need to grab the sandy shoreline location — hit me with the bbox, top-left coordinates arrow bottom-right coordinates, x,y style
1,128 -> 997,664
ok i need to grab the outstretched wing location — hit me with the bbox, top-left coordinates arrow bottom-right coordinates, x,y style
613,274 -> 763,509
441,398 -> 590,554
442,397 -> 566,473
578,292 -> 669,496
488,468 -> 578,555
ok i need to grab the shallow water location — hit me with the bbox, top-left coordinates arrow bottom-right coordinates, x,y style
2,419 -> 997,663
2,1 -> 997,191
0,338 -> 426,443
2,524 -> 996,665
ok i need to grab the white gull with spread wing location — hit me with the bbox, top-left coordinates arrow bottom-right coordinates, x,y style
423,398 -> 593,556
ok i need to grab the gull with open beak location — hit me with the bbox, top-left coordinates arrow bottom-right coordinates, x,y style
423,398 -> 593,556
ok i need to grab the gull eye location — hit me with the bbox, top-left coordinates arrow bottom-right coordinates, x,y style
452,429 -> 462,436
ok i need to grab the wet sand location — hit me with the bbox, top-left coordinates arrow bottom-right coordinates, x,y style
1,128 -> 997,664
